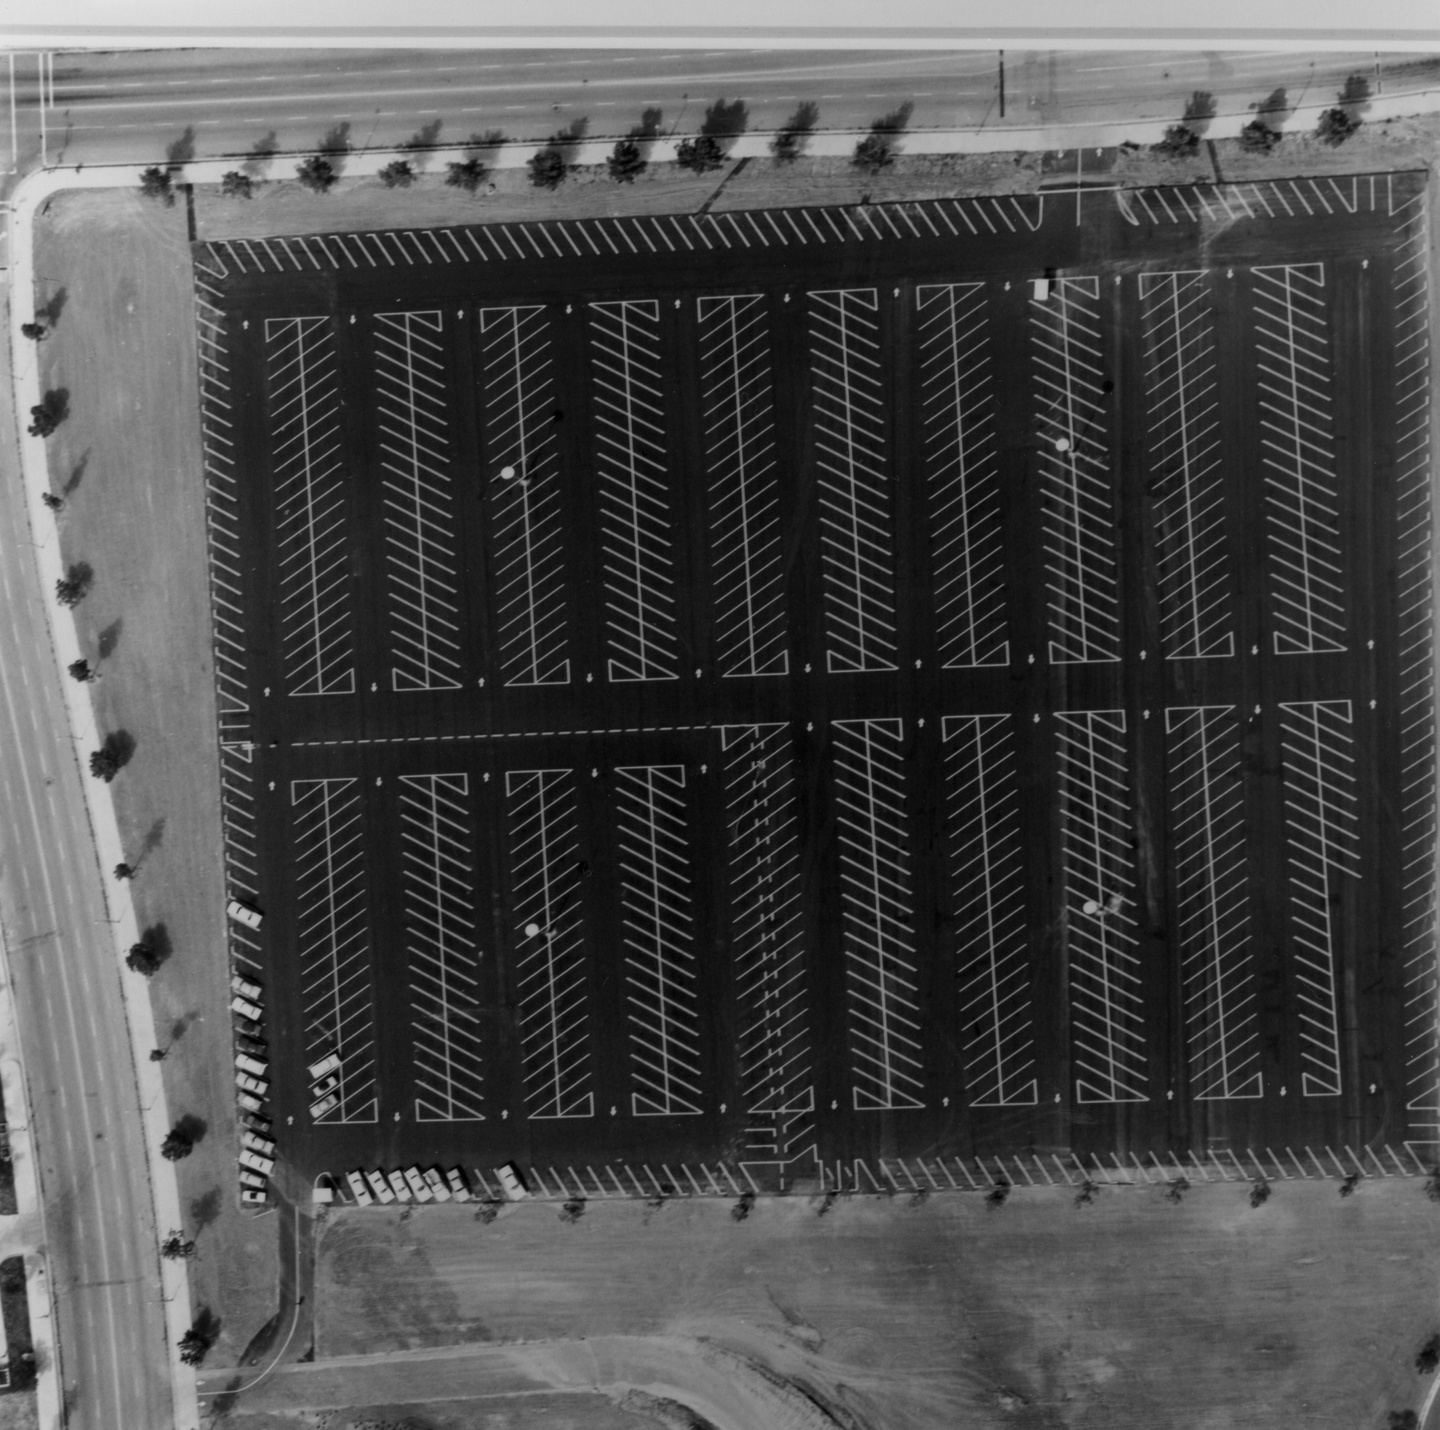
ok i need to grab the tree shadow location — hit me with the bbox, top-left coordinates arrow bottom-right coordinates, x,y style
173,1112 -> 208,1146
96,617 -> 122,661
192,1305 -> 222,1350
165,127 -> 197,168
64,560 -> 93,596
140,815 -> 165,858
168,1008 -> 196,1043
1339,72 -> 1373,118
40,387 -> 69,426
404,118 -> 444,156
466,127 -> 506,156
207,1376 -> 242,1418
1181,90 -> 1218,136
1254,86 -> 1290,131
101,728 -> 135,771
242,131 -> 279,179
550,116 -> 589,163
36,287 -> 67,326
630,107 -> 663,158
700,97 -> 750,153
135,921 -> 173,971
238,1309 -> 282,1367
61,449 -> 88,496
319,121 -> 352,164
189,1186 -> 222,1232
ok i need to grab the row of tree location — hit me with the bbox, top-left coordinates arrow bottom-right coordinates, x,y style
1153,74 -> 1374,159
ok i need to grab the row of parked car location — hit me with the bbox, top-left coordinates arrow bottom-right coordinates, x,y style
342,1162 -> 529,1206
230,969 -> 275,1208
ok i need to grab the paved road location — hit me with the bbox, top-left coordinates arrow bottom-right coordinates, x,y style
2,47 -> 1433,179
0,328 -> 171,1427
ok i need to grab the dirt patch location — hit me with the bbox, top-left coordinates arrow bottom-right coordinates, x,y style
0,1392 -> 37,1430
314,1182 -> 1440,1429
222,1394 -> 649,1430
29,186 -> 277,1365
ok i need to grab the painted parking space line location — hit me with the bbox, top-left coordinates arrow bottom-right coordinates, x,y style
614,764 -> 702,1117
720,724 -> 813,1159
943,714 -> 1036,1107
697,295 -> 789,678
291,777 -> 377,1124
1252,263 -> 1347,656
917,282 -> 1008,669
588,301 -> 681,684
808,289 -> 899,674
1279,700 -> 1360,1098
1055,710 -> 1147,1104
481,305 -> 572,689
1165,706 -> 1261,1100
833,718 -> 923,1111
1030,277 -> 1121,666
1139,271 -> 1235,660
267,316 -> 356,697
504,769 -> 594,1121
374,311 -> 462,692
400,773 -> 484,1123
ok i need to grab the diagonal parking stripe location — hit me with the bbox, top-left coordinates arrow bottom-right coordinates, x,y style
721,724 -> 813,1157
699,295 -> 789,678
482,305 -> 572,688
808,289 -> 899,674
1140,272 -> 1235,660
1165,706 -> 1261,1100
1278,700 -> 1360,1097
589,300 -> 680,683
400,773 -> 484,1122
505,769 -> 594,1120
614,765 -> 702,1116
1252,263 -> 1347,655
943,714 -> 1036,1107
375,311 -> 462,692
267,316 -> 356,697
292,777 -> 377,1123
917,283 -> 1008,669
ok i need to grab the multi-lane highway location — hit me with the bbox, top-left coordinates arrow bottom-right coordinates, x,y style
1,47 -> 1435,180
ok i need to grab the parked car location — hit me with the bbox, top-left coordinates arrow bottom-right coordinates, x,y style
241,1130 -> 276,1156
239,1168 -> 268,1191
311,1074 -> 340,1098
309,1093 -> 340,1119
403,1167 -> 433,1202
240,1112 -> 272,1134
240,1188 -> 270,1207
230,995 -> 262,1021
422,1168 -> 451,1202
235,1053 -> 269,1078
386,1170 -> 409,1201
236,1090 -> 264,1115
236,1072 -> 269,1098
227,899 -> 264,930
238,1149 -> 275,1177
346,1171 -> 373,1206
233,1015 -> 263,1039
366,1170 -> 395,1204
445,1168 -> 471,1202
495,1162 -> 529,1201
230,973 -> 262,1000
307,1052 -> 342,1082
235,1034 -> 268,1056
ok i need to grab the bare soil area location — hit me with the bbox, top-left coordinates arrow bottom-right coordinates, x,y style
29,188 -> 276,1365
309,1181 -> 1440,1429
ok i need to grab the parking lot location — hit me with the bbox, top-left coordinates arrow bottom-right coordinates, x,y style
194,171 -> 1438,1190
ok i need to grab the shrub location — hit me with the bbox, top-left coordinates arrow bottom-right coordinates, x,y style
1164,1177 -> 1189,1204
28,389 -> 67,438
220,170 -> 254,199
378,159 -> 415,188
1239,117 -> 1280,152
675,134 -> 725,174
89,747 -> 121,782
160,1128 -> 194,1161
295,155 -> 337,193
730,1189 -> 756,1222
985,1181 -> 1010,1209
1152,123 -> 1200,158
1073,1179 -> 1099,1207
558,1197 -> 586,1223
1415,1334 -> 1440,1375
444,157 -> 487,193
20,321 -> 47,342
1426,1167 -> 1440,1203
55,576 -> 85,608
178,1327 -> 208,1367
528,145 -> 567,190
474,1200 -> 500,1224
1339,1171 -> 1362,1197
1316,106 -> 1360,146
607,138 -> 646,183
1249,1177 -> 1272,1208
138,166 -> 174,205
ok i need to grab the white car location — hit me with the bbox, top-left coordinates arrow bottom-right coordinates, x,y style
238,1149 -> 275,1176
230,973 -> 262,1000
311,1074 -> 340,1098
309,1093 -> 340,1119
366,1170 -> 395,1204
495,1163 -> 529,1201
307,1052 -> 342,1082
403,1167 -> 433,1202
235,1053 -> 269,1078
230,995 -> 263,1022
422,1168 -> 451,1202
227,899 -> 264,930
239,1168 -> 268,1190
240,1188 -> 270,1207
236,1072 -> 269,1098
445,1168 -> 471,1202
386,1170 -> 409,1202
236,1090 -> 264,1114
345,1171 -> 373,1206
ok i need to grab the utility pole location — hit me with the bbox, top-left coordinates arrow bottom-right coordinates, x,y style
999,50 -> 1006,118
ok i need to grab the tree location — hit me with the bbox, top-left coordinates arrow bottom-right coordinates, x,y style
1073,1179 -> 1099,1208
730,1189 -> 756,1222
1339,1171 -> 1362,1197
852,101 -> 913,175
28,389 -> 67,438
528,145 -> 567,190
1239,117 -> 1280,152
67,659 -> 94,682
379,159 -> 415,188
295,155 -> 337,193
607,139 -> 646,184
160,1128 -> 194,1161
113,862 -> 135,882
1164,1177 -> 1189,1204
55,572 -> 89,608
771,100 -> 819,163
177,1327 -> 208,1367
1415,1334 -> 1440,1375
1152,123 -> 1201,158
985,1180 -> 1011,1209
20,321 -> 47,342
1316,105 -> 1360,145
89,746 -> 122,782
1249,1177 -> 1272,1208
220,170 -> 254,199
138,166 -> 175,206
675,135 -> 725,174
41,491 -> 64,511
126,940 -> 160,976
558,1196 -> 586,1223
161,1231 -> 196,1261
148,1046 -> 168,1061
444,157 -> 488,193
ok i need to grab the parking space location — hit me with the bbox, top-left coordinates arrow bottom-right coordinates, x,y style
198,174 -> 1437,1185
